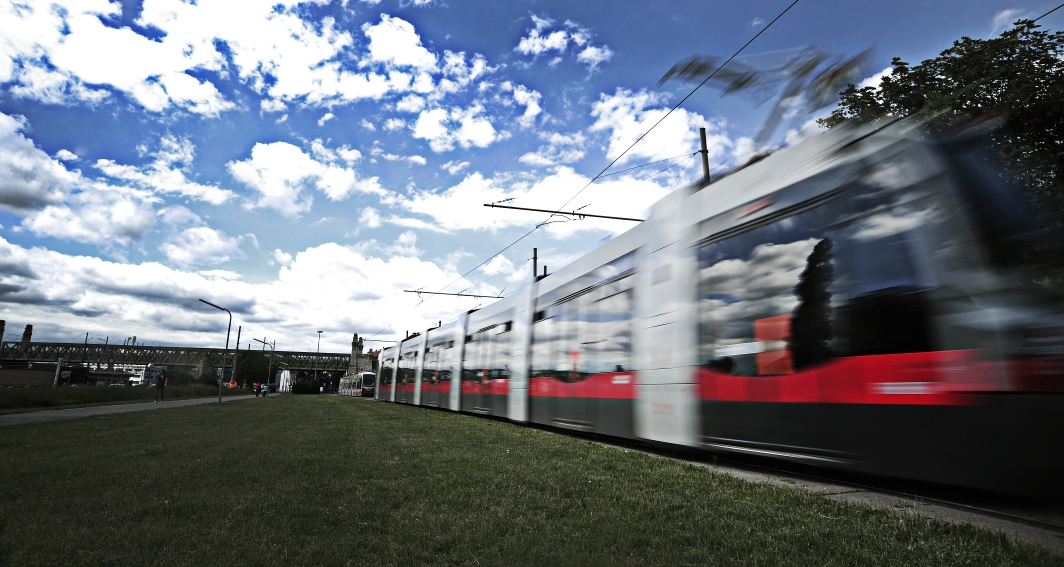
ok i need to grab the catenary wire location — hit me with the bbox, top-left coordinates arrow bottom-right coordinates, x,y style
1036,2 -> 1064,21
414,0 -> 801,311
552,0 -> 803,214
596,153 -> 697,178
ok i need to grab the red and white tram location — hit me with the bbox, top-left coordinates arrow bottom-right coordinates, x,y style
376,119 -> 1064,494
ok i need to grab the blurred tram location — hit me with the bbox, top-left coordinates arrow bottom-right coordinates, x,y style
375,118 -> 1064,495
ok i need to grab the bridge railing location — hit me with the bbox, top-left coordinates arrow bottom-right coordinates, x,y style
0,342 -> 352,371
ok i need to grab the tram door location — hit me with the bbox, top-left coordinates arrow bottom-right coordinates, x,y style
550,298 -> 596,430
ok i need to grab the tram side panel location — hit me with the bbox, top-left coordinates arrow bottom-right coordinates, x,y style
413,332 -> 427,406
461,303 -> 515,417
632,188 -> 700,447
383,344 -> 400,402
528,252 -> 639,438
422,323 -> 457,409
446,312 -> 468,411
507,281 -> 537,423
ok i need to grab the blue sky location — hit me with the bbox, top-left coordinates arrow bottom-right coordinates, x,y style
0,0 -> 1059,353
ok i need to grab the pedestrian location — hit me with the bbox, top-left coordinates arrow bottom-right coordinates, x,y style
154,368 -> 167,403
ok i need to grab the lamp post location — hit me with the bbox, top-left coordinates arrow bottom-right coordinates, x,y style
315,330 -> 322,391
199,298 -> 231,404
253,337 -> 276,394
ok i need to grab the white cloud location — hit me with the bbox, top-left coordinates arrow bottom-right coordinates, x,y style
396,95 -> 426,113
383,118 -> 407,131
274,249 -> 294,265
0,112 -> 78,213
857,67 -> 893,90
160,226 -> 246,266
512,85 -> 543,128
21,187 -> 157,248
0,0 -> 235,114
732,137 -> 758,165
784,118 -> 823,146
362,14 -> 437,71
515,17 -> 570,56
228,140 -> 384,216
441,160 -> 470,174
318,112 -> 336,126
390,167 -> 671,236
748,17 -> 765,28
589,88 -> 730,166
519,131 -> 586,166
412,103 -> 508,153
360,118 -> 377,131
0,3 -> 467,113
576,45 -> 613,70
514,15 -> 612,70
94,135 -> 236,205
370,146 -> 426,165
55,149 -> 79,162
358,207 -> 383,228
990,9 -> 1025,35
0,235 -> 467,349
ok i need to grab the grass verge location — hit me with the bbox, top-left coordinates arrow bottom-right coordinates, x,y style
0,384 -> 247,413
0,396 -> 1058,566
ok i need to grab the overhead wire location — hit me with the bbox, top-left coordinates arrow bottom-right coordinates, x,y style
1036,2 -> 1064,21
595,153 -> 697,178
552,0 -> 803,214
411,0 -> 802,310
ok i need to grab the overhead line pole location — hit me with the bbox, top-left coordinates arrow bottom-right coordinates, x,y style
482,203 -> 644,222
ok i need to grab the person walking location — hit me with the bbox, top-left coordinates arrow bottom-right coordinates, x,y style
154,369 -> 167,403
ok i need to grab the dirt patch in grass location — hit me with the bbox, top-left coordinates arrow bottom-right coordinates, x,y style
0,396 -> 1058,566
0,384 -> 246,413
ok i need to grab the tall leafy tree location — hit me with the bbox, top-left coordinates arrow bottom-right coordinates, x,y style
819,20 -> 1064,222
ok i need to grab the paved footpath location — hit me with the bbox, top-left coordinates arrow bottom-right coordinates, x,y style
0,395 -> 256,427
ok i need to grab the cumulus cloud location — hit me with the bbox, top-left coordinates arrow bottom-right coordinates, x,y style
160,226 -> 247,266
0,235 -> 466,349
94,135 -> 236,205
511,84 -> 543,128
589,88 -> 730,166
362,14 -> 438,71
515,15 -> 570,56
55,149 -> 79,162
576,45 -> 613,70
1,0 -> 235,114
318,113 -> 336,126
412,103 -> 509,153
390,167 -> 672,236
0,112 -> 78,213
514,15 -> 613,70
228,140 -> 384,216
784,118 -> 823,146
441,160 -> 470,175
857,67 -> 893,90
519,131 -> 586,166
21,187 -> 157,248
0,3 -> 472,114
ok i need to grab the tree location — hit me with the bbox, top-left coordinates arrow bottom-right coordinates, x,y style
819,21 -> 1064,222
791,238 -> 834,370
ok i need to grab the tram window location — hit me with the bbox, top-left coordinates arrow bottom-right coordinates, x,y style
593,290 -> 633,373
698,184 -> 939,376
531,309 -> 556,379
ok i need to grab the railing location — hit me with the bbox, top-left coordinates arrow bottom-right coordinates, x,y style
0,342 -> 352,371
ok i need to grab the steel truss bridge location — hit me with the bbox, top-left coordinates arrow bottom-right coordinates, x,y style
0,341 -> 353,372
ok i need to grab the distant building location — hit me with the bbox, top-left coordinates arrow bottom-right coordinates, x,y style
349,334 -> 377,373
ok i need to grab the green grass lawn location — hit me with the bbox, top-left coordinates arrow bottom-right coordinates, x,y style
0,384 -> 247,414
0,396 -> 1058,567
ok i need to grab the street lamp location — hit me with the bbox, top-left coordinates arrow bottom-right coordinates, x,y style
253,337 -> 276,394
199,298 -> 232,404
315,330 -> 323,391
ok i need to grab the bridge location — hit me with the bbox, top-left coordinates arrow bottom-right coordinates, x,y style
0,341 -> 354,373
